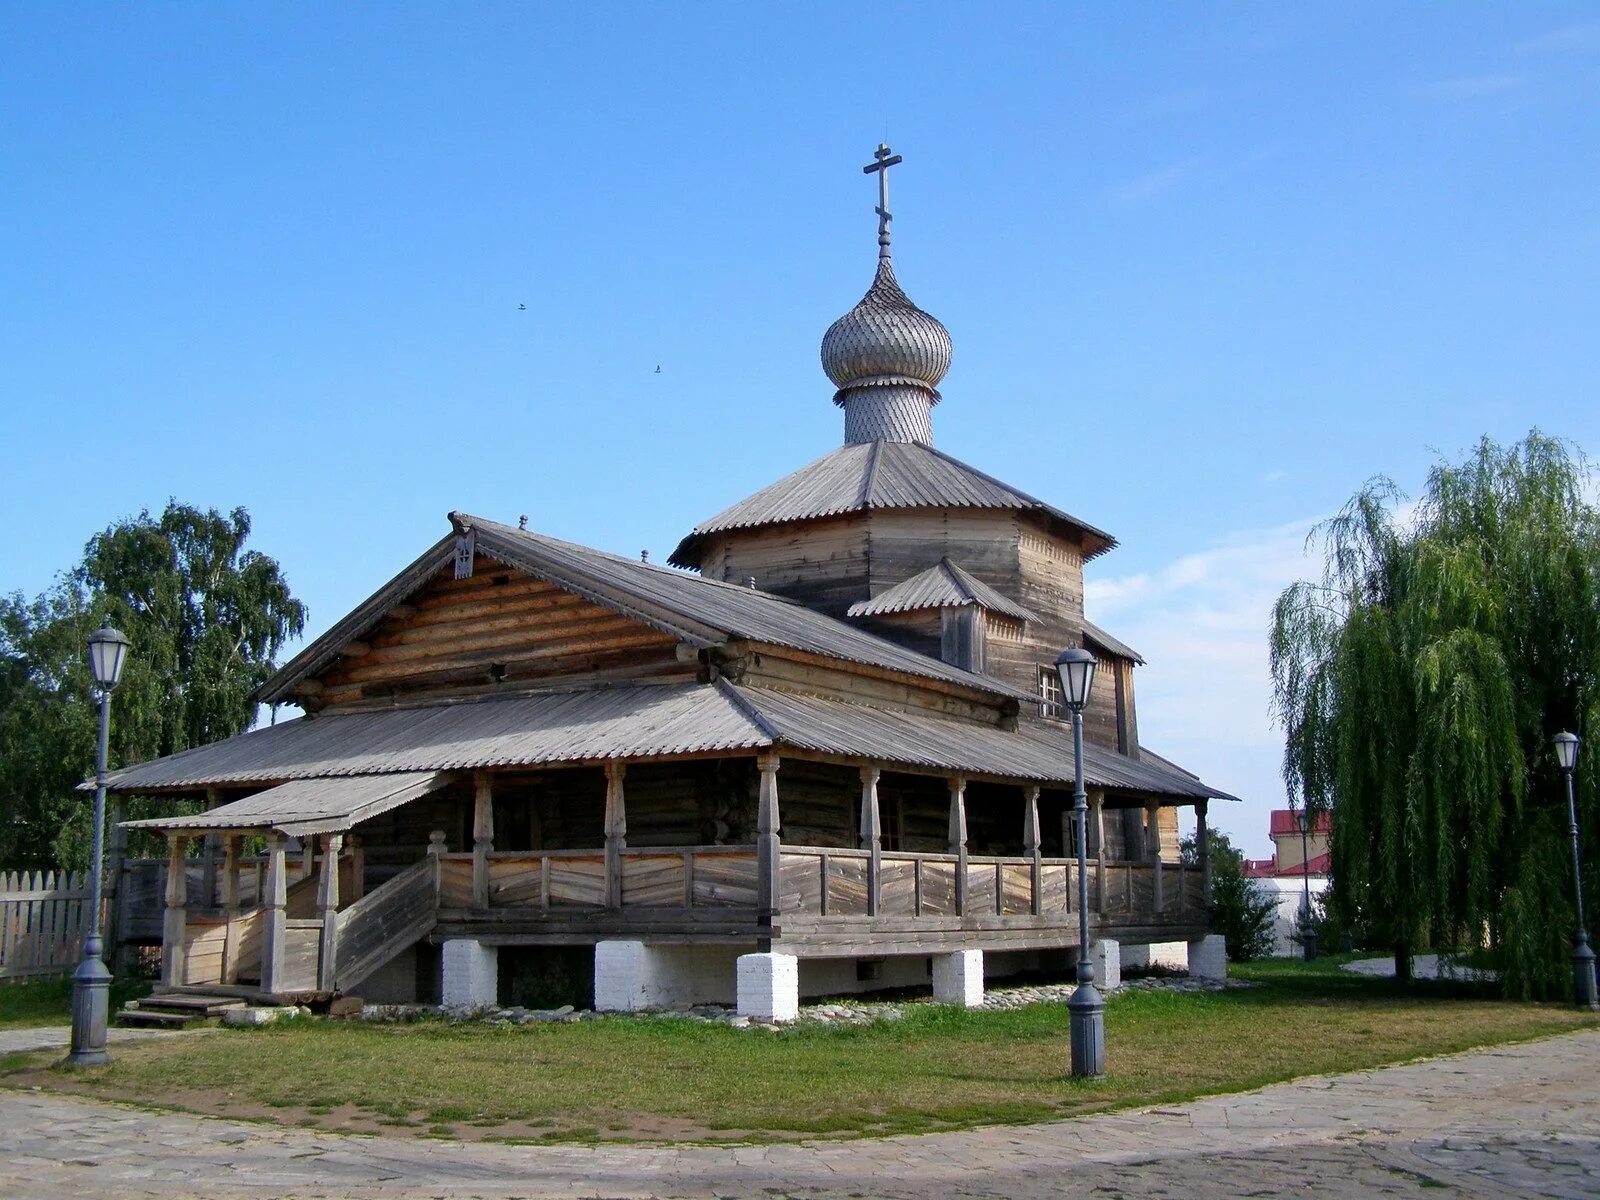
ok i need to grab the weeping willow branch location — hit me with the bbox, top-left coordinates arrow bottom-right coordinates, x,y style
1269,431 -> 1600,998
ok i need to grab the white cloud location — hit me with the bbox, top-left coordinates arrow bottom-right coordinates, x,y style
1086,515 -> 1325,856
1516,20 -> 1600,55
1104,159 -> 1203,205
1419,73 -> 1522,100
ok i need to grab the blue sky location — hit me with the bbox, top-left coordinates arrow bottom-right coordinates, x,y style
4,4 -> 1597,855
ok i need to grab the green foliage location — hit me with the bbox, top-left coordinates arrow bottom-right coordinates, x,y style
1270,431 -> 1600,999
0,502 -> 305,868
1179,828 -> 1278,961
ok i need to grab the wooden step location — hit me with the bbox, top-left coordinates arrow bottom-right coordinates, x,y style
115,1008 -> 205,1029
140,993 -> 247,1015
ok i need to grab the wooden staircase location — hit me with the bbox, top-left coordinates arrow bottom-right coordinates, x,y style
116,991 -> 248,1029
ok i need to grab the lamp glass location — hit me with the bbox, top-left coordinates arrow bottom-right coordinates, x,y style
1054,647 -> 1097,712
87,628 -> 130,689
1555,731 -> 1580,773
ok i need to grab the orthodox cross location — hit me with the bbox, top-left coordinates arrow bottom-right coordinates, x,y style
862,143 -> 903,259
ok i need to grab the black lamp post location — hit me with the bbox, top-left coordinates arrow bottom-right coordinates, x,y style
69,626 -> 130,1066
1055,646 -> 1102,1078
1554,732 -> 1598,1011
1297,807 -> 1317,961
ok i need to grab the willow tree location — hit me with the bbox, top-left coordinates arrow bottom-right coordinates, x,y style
0,503 -> 306,867
1270,432 -> 1600,998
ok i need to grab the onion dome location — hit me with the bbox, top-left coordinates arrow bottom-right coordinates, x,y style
821,145 -> 951,445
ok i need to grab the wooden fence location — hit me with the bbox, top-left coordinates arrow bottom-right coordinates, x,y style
0,870 -> 100,980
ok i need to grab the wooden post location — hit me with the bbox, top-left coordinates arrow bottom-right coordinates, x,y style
221,835 -> 241,983
1147,800 -> 1164,915
948,776 -> 968,916
1023,786 -> 1042,916
1092,791 -> 1107,915
200,788 -> 222,910
604,762 -> 626,910
260,834 -> 288,995
1196,799 -> 1211,907
347,834 -> 365,903
471,773 -> 494,910
317,832 -> 342,992
859,765 -> 881,917
160,833 -> 189,988
756,752 -> 781,949
299,837 -> 315,884
107,795 -> 130,974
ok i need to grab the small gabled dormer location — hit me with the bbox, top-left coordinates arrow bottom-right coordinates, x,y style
846,557 -> 1038,673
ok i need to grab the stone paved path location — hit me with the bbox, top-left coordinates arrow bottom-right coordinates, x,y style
2,1030 -> 1596,1199
0,1025 -> 206,1056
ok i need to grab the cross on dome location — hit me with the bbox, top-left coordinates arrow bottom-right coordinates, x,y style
863,143 -> 903,260
820,145 -> 952,445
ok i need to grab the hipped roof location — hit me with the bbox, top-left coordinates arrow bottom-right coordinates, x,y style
103,681 -> 1238,815
670,440 -> 1116,567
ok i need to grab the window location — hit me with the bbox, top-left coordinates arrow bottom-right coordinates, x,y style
1037,666 -> 1063,719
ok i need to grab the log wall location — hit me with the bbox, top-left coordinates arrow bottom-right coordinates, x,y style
311,557 -> 687,709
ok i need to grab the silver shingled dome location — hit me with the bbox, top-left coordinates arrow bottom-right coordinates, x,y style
820,259 -> 952,401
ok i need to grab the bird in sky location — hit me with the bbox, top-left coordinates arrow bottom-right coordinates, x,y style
518,303 -> 526,311
655,365 -> 661,373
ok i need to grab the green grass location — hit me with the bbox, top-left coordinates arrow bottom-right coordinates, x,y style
0,975 -> 150,1029
5,957 -> 1595,1143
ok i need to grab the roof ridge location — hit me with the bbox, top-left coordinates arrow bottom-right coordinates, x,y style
859,439 -> 883,507
714,679 -> 782,743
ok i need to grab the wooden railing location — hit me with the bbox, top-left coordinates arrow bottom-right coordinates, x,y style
778,847 -> 1204,925
438,847 -> 758,911
334,856 -> 438,991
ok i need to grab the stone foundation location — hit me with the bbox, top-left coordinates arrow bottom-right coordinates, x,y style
1187,933 -> 1227,981
932,949 -> 985,1007
441,939 -> 498,1010
736,952 -> 799,1021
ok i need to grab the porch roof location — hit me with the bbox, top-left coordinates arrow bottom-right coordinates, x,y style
101,681 -> 1238,803
122,771 -> 455,838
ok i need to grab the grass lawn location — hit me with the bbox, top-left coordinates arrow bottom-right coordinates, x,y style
3,955 -> 1595,1143
0,974 -> 150,1030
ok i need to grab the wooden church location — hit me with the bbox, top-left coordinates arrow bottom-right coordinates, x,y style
111,148 -> 1235,1019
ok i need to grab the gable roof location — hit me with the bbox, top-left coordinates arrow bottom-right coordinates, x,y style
103,680 -> 1239,804
669,440 -> 1116,567
847,558 -> 1039,623
256,514 -> 1030,706
1082,620 -> 1145,665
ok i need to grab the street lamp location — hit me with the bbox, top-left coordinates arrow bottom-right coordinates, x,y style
1055,646 -> 1102,1079
69,626 -> 130,1066
1297,807 -> 1317,961
1554,731 -> 1598,1011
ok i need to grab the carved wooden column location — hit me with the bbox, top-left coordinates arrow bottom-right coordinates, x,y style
859,765 -> 882,917
317,832 -> 343,991
471,773 -> 494,910
220,835 -> 242,983
260,834 -> 288,995
1196,799 -> 1211,907
604,763 -> 626,910
948,776 -> 968,916
160,833 -> 189,988
1092,791 -> 1107,915
756,752 -> 781,950
299,837 -> 315,884
1147,800 -> 1164,915
1023,786 -> 1043,916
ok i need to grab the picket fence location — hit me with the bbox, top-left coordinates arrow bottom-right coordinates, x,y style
0,870 -> 100,980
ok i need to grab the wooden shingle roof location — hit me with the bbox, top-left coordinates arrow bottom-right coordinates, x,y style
256,513 -> 1031,707
847,558 -> 1039,623
105,681 -> 1239,804
669,440 -> 1116,567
